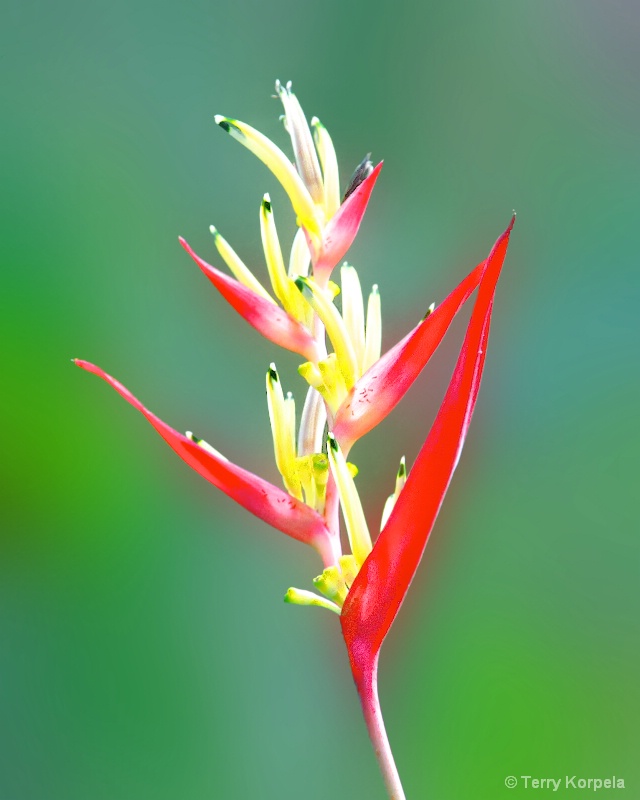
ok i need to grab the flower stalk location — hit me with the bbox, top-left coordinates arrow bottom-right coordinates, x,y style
359,657 -> 406,800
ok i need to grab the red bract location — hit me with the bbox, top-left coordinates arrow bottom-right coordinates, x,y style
339,221 -> 514,774
333,258 -> 487,452
179,238 -> 320,362
74,360 -> 339,567
306,161 -> 383,282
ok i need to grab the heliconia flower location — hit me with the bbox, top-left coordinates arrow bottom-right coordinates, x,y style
77,80 -> 516,800
338,219 -> 514,799
73,359 -> 340,568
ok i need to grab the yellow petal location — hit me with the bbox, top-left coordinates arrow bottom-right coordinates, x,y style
340,264 -> 366,374
209,226 -> 275,303
327,433 -> 372,566
288,226 -> 311,279
363,284 -> 382,372
380,456 -> 407,530
266,364 -> 302,499
276,81 -> 324,207
311,116 -> 340,219
261,196 -> 311,324
295,276 -> 359,388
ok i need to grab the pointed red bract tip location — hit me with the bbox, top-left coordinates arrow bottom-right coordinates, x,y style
179,238 -> 319,362
340,218 -> 515,676
311,161 -> 383,279
74,359 -> 336,562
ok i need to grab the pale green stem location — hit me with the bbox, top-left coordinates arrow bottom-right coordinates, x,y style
357,656 -> 407,800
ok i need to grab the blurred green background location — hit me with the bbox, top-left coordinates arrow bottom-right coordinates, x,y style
2,0 -> 638,797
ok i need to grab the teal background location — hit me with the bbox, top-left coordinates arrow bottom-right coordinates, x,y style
2,0 -> 638,798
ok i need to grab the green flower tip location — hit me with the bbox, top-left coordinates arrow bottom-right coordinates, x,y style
327,433 -> 339,452
214,115 -> 241,136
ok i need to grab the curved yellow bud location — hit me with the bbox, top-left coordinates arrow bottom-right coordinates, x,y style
327,433 -> 372,566
215,115 -> 321,234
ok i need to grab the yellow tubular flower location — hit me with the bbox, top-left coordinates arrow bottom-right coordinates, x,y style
340,264 -> 366,373
285,390 -> 297,457
284,588 -> 341,614
260,196 -> 309,323
289,226 -> 311,279
276,80 -> 325,208
380,456 -> 407,530
311,116 -> 340,219
209,225 -> 275,303
297,385 -> 327,456
266,364 -> 302,499
363,284 -> 382,373
214,115 -> 320,234
295,276 -> 359,389
327,433 -> 372,567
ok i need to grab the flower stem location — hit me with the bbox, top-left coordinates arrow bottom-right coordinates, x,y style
356,656 -> 407,800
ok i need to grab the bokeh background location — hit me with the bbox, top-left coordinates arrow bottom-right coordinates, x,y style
2,0 -> 638,797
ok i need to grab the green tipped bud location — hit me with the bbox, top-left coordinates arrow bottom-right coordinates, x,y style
327,433 -> 372,567
214,116 -> 242,136
284,587 -> 341,615
423,302 -> 436,320
212,114 -> 320,234
185,431 -> 228,462
294,275 -> 310,295
380,455 -> 408,530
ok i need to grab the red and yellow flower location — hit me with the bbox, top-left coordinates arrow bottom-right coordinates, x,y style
76,81 -> 514,800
